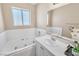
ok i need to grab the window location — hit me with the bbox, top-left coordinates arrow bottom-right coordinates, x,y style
12,7 -> 31,26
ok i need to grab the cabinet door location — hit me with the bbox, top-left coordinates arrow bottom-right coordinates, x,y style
36,43 -> 44,56
36,42 -> 54,56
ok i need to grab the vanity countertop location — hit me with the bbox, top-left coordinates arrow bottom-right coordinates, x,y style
35,35 -> 71,56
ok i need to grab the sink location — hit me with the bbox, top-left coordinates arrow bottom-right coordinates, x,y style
44,39 -> 59,47
43,38 -> 68,51
36,35 -> 70,56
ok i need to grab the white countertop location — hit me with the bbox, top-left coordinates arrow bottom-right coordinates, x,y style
35,35 -> 70,56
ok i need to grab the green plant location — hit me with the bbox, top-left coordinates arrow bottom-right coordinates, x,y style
73,41 -> 79,53
73,47 -> 79,53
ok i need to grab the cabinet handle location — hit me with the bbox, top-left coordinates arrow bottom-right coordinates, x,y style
40,46 -> 43,49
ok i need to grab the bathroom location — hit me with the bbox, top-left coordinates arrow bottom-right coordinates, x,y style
0,3 -> 79,56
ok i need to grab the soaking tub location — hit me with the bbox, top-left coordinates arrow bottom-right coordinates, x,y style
0,34 -> 35,56
0,44 -> 36,56
0,28 -> 47,56
0,39 -> 36,56
0,28 -> 37,56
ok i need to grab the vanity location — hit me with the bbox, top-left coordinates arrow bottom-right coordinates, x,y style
35,34 -> 74,56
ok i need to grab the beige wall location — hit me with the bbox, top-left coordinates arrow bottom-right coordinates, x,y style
0,4 -> 4,32
2,3 -> 36,30
52,4 -> 79,37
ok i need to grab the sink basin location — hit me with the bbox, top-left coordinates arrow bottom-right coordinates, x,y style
44,39 -> 59,47
43,38 -> 68,51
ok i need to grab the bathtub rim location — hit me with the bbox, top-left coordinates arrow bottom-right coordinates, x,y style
0,43 -> 36,56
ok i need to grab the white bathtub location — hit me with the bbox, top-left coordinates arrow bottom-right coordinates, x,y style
0,43 -> 36,56
0,28 -> 47,56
